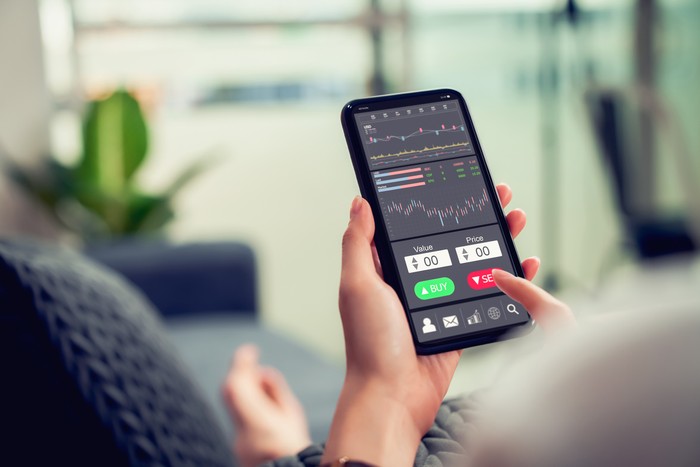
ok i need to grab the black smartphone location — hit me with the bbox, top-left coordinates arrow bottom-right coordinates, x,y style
341,89 -> 533,354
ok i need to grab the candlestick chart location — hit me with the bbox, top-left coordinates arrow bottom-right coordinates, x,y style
374,157 -> 496,241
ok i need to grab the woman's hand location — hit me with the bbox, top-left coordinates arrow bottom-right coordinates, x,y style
492,269 -> 576,332
222,345 -> 312,467
323,184 -> 540,466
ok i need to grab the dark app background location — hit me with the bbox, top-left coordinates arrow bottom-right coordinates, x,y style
353,99 -> 528,342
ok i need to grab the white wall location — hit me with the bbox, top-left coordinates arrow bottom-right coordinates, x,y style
0,0 -> 55,238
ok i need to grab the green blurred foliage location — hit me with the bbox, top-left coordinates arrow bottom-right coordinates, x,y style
2,89 -> 213,241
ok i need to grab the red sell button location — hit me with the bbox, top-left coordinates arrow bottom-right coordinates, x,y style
467,269 -> 498,290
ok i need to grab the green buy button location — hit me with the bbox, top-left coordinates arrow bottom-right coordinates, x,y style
414,277 -> 455,300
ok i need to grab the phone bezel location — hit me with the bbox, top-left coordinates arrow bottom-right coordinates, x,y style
341,88 -> 533,354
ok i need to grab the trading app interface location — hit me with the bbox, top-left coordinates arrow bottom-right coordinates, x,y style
354,99 -> 528,343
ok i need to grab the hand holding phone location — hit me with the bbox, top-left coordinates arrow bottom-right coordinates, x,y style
341,89 -> 534,353
325,184 -> 574,466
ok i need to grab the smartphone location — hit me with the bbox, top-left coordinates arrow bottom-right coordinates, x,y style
341,89 -> 533,354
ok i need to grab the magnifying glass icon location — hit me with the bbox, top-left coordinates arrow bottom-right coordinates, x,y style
507,304 -> 519,315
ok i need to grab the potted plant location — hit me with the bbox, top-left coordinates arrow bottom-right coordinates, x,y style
1,89 -> 213,242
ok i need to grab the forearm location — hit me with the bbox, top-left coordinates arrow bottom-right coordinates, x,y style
322,380 -> 422,467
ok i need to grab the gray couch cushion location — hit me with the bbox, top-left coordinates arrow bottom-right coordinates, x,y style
88,241 -> 257,317
165,314 -> 345,443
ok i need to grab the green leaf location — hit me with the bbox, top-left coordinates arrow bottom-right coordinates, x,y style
78,89 -> 148,194
162,152 -> 221,198
1,150 -> 75,216
124,192 -> 174,234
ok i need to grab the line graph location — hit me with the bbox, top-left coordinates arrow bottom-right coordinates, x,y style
368,124 -> 465,144
357,105 -> 475,169
370,142 -> 471,166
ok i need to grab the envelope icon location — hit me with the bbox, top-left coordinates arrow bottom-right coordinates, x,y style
442,315 -> 459,328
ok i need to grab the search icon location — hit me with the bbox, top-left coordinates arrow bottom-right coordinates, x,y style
507,304 -> 519,315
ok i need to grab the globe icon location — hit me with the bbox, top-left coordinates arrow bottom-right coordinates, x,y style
487,306 -> 501,320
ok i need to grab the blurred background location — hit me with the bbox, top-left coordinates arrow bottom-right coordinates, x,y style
1,0 -> 699,438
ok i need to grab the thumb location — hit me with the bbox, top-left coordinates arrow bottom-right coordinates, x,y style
341,196 -> 377,279
492,269 -> 575,332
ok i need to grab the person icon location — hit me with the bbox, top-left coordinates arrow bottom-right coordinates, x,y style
422,317 -> 437,334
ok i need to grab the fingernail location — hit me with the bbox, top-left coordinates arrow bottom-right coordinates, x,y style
350,196 -> 363,218
492,268 -> 511,279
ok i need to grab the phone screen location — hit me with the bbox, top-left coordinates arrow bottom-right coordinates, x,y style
349,93 -> 529,346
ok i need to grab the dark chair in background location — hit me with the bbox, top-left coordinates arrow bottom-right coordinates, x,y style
585,88 -> 697,259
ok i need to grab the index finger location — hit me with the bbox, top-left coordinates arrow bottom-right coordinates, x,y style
492,269 -> 575,333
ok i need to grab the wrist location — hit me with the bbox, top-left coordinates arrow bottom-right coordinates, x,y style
322,378 -> 423,467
